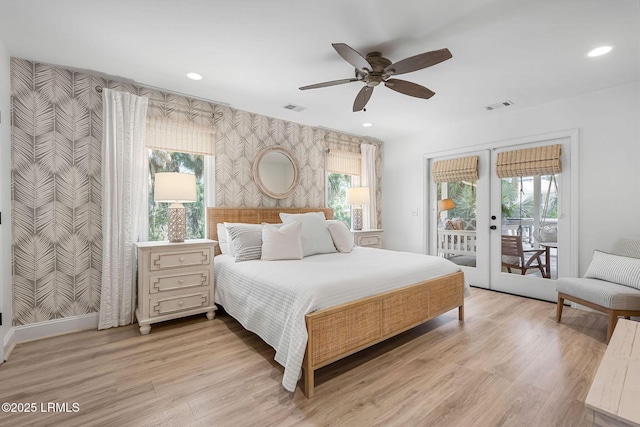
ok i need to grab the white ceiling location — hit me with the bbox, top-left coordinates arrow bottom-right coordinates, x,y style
0,0 -> 638,141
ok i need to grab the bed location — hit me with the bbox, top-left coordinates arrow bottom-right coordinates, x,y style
207,207 -> 468,398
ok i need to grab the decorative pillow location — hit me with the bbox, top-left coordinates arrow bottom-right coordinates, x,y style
217,223 -> 231,255
327,220 -> 354,253
584,250 -> 640,290
279,212 -> 337,257
444,218 -> 463,231
261,222 -> 303,261
224,223 -> 263,262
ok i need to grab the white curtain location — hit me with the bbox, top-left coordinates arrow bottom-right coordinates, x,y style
99,89 -> 149,330
361,143 -> 377,229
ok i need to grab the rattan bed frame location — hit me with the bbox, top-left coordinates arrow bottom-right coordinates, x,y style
207,207 -> 465,398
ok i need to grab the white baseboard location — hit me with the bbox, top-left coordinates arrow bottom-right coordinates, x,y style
5,313 -> 99,356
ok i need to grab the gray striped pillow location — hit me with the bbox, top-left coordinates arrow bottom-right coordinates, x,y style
225,223 -> 263,262
584,250 -> 640,290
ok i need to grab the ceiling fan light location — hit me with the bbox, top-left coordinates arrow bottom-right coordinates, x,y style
362,123 -> 373,127
586,45 -> 613,57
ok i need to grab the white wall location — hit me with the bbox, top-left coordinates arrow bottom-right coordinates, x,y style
383,82 -> 640,275
0,38 -> 12,356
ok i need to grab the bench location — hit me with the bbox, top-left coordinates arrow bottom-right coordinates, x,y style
585,319 -> 640,427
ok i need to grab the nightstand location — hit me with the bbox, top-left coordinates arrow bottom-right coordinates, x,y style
352,229 -> 384,248
135,239 -> 217,335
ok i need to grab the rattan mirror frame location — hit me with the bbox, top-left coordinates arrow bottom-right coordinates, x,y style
252,146 -> 300,199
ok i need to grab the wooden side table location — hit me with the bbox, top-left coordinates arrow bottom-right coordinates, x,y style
352,229 -> 383,248
135,239 -> 217,335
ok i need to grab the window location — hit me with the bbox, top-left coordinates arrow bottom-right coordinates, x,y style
327,173 -> 352,227
148,149 -> 207,241
326,149 -> 361,228
145,115 -> 215,241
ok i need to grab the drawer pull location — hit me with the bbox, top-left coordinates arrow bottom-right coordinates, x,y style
179,257 -> 185,262
179,279 -> 184,284
178,300 -> 184,306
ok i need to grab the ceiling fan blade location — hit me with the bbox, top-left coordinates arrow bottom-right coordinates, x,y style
385,79 -> 435,99
385,48 -> 452,76
299,78 -> 359,90
332,43 -> 371,73
353,86 -> 373,112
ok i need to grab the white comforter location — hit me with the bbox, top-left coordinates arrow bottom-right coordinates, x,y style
214,247 -> 469,392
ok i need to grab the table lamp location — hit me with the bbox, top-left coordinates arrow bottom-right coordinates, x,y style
438,198 -> 456,220
346,187 -> 370,231
154,172 -> 197,242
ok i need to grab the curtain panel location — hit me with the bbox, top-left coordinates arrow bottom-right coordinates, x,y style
496,144 -> 562,178
99,89 -> 149,330
146,116 -> 215,156
360,143 -> 378,229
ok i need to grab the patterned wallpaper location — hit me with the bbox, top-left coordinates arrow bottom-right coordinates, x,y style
10,59 -> 382,326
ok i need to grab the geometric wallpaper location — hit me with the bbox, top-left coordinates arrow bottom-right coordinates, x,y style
10,58 -> 383,326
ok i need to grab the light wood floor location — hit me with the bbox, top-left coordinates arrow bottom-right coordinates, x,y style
0,288 -> 610,427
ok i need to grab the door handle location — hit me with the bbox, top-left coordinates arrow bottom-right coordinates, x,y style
490,225 -> 497,230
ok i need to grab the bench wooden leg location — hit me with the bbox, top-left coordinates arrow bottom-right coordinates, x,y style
458,304 -> 464,322
606,314 -> 618,344
556,296 -> 565,322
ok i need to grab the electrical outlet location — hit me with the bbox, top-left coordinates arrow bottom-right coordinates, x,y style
411,209 -> 418,216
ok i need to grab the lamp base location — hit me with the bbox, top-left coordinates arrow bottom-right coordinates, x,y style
351,206 -> 363,231
167,204 -> 186,243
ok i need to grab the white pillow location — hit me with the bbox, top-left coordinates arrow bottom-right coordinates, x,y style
327,220 -> 354,253
224,223 -> 262,262
279,212 -> 337,257
261,222 -> 303,261
584,250 -> 640,290
217,223 -> 231,255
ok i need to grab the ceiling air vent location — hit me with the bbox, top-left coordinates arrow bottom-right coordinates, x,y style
485,100 -> 514,111
283,103 -> 307,112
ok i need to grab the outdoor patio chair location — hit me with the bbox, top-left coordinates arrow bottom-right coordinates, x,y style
501,234 -> 547,277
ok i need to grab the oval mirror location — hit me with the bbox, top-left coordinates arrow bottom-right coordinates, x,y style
253,146 -> 300,199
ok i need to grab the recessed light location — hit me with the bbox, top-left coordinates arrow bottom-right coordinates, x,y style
586,45 -> 614,57
362,123 -> 373,127
186,72 -> 203,80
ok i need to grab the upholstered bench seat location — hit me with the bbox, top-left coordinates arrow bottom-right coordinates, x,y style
556,238 -> 640,343
556,277 -> 640,311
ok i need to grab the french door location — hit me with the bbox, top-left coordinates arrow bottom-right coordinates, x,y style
427,132 -> 577,302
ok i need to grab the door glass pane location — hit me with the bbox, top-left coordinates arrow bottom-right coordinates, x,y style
500,174 -> 558,279
436,180 -> 477,268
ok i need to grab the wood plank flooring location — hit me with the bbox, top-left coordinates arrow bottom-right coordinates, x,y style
0,288 -> 610,427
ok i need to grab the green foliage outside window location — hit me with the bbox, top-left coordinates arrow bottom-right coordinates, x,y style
148,149 -> 205,241
327,173 -> 352,227
438,181 -> 477,219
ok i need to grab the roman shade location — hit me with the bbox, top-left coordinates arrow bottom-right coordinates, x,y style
327,149 -> 361,176
432,156 -> 479,183
496,144 -> 561,178
146,116 -> 215,156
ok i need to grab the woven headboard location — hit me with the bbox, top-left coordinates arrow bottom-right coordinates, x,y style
207,207 -> 334,255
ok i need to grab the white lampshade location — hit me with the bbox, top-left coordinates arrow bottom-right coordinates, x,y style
346,187 -> 370,205
154,172 -> 197,203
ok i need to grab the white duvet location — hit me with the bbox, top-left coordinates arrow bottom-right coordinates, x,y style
214,247 -> 470,392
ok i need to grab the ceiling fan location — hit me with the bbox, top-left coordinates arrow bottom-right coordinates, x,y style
299,43 -> 453,112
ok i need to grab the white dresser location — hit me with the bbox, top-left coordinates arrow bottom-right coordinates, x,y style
135,239 -> 217,335
352,229 -> 384,248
